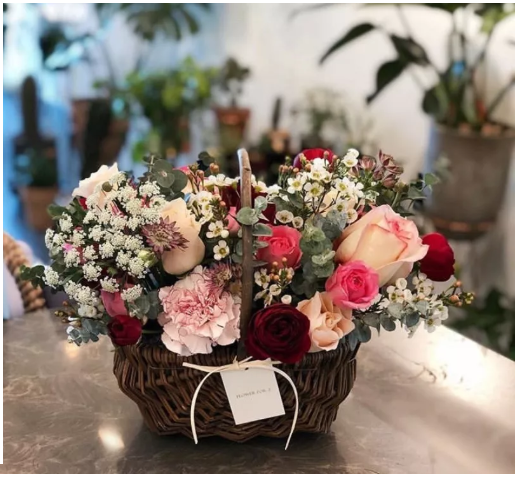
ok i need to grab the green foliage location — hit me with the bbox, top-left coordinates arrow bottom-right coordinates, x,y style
112,57 -> 219,154
236,207 -> 260,226
216,57 -> 251,107
144,156 -> 187,197
96,4 -> 211,42
320,23 -> 376,64
317,3 -> 515,130
14,149 -> 58,188
367,59 -> 407,104
451,289 -> 515,360
68,317 -> 109,346
20,264 -> 46,289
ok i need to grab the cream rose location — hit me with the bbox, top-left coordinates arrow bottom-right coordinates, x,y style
335,204 -> 428,286
297,292 -> 355,352
160,198 -> 205,275
72,164 -> 120,207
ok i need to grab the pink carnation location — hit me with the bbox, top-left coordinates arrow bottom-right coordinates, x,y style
325,261 -> 379,310
158,265 -> 241,356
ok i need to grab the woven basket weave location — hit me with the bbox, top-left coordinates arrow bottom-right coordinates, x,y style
113,150 -> 359,441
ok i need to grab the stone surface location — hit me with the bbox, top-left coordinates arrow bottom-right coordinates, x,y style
2,310 -> 514,474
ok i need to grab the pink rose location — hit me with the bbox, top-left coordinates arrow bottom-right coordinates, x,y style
256,225 -> 302,269
335,204 -> 428,286
158,265 -> 240,356
226,207 -> 240,235
297,292 -> 355,352
325,261 -> 379,309
101,290 -> 127,318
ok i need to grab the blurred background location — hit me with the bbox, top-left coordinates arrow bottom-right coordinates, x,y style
2,3 -> 515,358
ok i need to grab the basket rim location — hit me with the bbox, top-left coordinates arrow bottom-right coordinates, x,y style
117,339 -> 358,370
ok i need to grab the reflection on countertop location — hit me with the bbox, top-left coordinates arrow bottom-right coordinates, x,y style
2,310 -> 514,474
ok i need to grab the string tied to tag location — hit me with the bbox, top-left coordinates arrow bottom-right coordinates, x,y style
182,357 -> 299,450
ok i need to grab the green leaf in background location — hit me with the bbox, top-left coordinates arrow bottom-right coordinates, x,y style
390,35 -> 429,66
320,23 -> 376,64
422,86 -> 442,117
423,173 -> 439,187
47,204 -> 68,219
367,59 -> 407,104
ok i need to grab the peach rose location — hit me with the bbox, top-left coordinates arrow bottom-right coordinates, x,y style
72,163 -> 120,208
160,198 -> 205,275
335,204 -> 428,286
297,292 -> 355,352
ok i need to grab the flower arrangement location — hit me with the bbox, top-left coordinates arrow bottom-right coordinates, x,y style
22,148 -> 473,364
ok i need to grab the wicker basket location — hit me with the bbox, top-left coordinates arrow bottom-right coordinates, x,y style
113,149 -> 359,442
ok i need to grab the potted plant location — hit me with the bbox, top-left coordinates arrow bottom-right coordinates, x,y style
318,3 -> 515,240
16,148 -> 59,231
213,57 -> 252,154
40,4 -> 211,175
291,88 -> 349,150
112,57 -> 218,162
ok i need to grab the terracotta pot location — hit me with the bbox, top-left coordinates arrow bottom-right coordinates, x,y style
424,124 -> 515,240
214,107 -> 250,152
20,187 -> 58,231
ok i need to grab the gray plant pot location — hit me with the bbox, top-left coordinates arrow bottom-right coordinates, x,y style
424,124 -> 514,241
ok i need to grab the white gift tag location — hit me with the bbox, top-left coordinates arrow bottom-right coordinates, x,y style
220,364 -> 285,425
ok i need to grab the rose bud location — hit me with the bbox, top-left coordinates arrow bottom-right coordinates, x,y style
382,176 -> 397,188
359,155 -> 376,172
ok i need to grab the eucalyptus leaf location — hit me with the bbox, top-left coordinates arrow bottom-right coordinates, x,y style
170,169 -> 188,192
356,321 -> 372,343
380,314 -> 396,332
415,300 -> 429,316
387,302 -> 404,319
236,207 -> 259,225
405,311 -> 421,328
156,171 -> 175,188
254,196 -> 268,212
362,313 -> 381,328
252,223 -> 273,237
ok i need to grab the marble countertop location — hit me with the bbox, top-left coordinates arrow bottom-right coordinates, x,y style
3,311 -> 514,474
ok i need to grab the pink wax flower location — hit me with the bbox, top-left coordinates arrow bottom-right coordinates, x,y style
325,261 -> 379,310
158,265 -> 240,356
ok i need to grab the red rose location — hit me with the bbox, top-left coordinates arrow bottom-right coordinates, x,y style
221,185 -> 275,224
78,197 -> 88,210
107,315 -> 142,346
245,304 -> 311,363
256,225 -> 302,269
293,148 -> 335,169
419,233 -> 455,282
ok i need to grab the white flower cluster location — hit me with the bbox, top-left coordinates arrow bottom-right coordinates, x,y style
189,190 -> 218,225
121,284 -> 143,302
275,210 -> 304,229
64,282 -> 103,317
253,267 -> 294,306
377,275 -> 449,333
276,151 -> 365,221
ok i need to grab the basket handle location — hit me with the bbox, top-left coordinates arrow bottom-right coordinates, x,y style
237,149 -> 253,348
